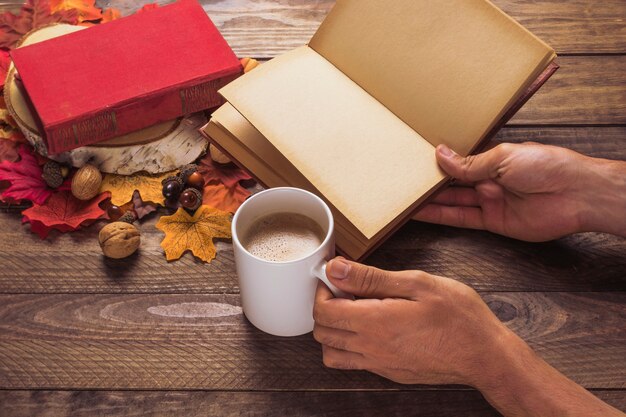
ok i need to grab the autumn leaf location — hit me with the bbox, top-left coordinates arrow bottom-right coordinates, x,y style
22,190 -> 109,238
132,190 -> 157,220
101,7 -> 121,23
0,145 -> 52,204
202,183 -> 250,214
156,206 -> 231,263
0,0 -> 78,49
198,154 -> 253,189
50,0 -> 101,23
0,49 -> 10,89
138,4 -> 158,13
99,171 -> 174,207
0,138 -> 19,162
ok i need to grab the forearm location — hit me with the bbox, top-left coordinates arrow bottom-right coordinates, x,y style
577,156 -> 626,237
473,329 -> 622,417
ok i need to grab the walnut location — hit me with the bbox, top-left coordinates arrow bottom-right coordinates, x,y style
209,144 -> 232,165
71,164 -> 102,200
98,222 -> 141,259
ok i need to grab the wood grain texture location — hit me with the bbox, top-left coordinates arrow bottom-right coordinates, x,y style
0,292 -> 624,389
0,390 -> 620,417
98,0 -> 626,55
511,56 -> 626,125
0,391 -> 503,417
1,211 -> 624,293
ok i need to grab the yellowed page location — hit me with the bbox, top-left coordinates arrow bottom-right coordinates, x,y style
310,0 -> 555,155
220,46 -> 445,239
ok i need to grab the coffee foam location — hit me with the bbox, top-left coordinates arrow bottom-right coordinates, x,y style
242,212 -> 325,262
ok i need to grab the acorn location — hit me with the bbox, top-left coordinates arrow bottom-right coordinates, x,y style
71,164 -> 102,200
178,164 -> 198,183
107,204 -> 124,221
162,176 -> 184,200
186,171 -> 205,191
118,210 -> 137,224
179,187 -> 202,211
42,161 -> 64,188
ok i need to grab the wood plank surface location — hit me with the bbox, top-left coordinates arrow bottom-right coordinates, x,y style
511,56 -> 626,125
1,212 -> 624,293
1,127 -> 624,294
100,0 -> 626,55
0,390 -> 623,417
0,292 -> 624,389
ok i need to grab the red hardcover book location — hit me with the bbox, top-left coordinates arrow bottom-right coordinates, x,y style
10,0 -> 242,155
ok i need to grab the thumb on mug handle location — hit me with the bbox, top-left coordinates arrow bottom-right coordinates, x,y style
312,262 -> 353,299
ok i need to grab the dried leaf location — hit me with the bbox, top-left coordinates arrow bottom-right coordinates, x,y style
99,171 -> 174,207
0,138 -> 19,162
202,183 -> 250,214
156,205 -> 231,263
138,4 -> 158,12
101,7 -> 121,22
132,190 -> 157,220
0,145 -> 52,204
22,190 -> 109,238
50,0 -> 101,22
0,0 -> 78,49
0,49 -> 10,89
198,154 -> 253,189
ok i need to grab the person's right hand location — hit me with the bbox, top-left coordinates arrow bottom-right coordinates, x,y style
413,142 -> 626,241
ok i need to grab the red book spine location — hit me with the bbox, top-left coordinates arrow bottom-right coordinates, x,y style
45,71 -> 241,154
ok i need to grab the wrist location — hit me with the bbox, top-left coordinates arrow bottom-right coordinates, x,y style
575,156 -> 626,237
471,327 -> 622,417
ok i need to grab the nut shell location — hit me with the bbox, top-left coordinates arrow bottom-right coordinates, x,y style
72,164 -> 102,200
42,161 -> 64,188
99,222 -> 141,259
209,144 -> 232,165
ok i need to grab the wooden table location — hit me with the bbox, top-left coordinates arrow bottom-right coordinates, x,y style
1,1 -> 625,415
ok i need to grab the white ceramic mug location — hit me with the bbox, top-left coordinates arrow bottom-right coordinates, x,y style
231,187 -> 349,337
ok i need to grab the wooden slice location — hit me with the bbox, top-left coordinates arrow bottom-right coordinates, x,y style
4,24 -> 209,174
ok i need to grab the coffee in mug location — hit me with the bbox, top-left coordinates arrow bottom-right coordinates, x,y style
241,212 -> 326,262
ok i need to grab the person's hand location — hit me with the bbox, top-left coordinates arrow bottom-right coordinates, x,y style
413,143 -> 626,241
314,258 -> 624,417
313,258 -> 510,386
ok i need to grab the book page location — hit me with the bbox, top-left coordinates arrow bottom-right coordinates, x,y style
220,46 -> 445,239
309,0 -> 555,155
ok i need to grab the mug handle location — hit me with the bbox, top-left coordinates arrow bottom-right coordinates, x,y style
312,262 -> 353,299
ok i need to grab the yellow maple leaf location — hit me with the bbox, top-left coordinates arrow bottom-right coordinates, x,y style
156,206 -> 232,263
50,0 -> 103,22
101,8 -> 121,23
99,171 -> 174,206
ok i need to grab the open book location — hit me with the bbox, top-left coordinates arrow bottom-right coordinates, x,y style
203,0 -> 558,260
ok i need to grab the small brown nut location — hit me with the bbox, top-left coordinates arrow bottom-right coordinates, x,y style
72,164 -> 102,200
209,144 -> 232,165
98,222 -> 141,259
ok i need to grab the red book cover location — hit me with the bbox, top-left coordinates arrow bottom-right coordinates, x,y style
10,0 -> 242,154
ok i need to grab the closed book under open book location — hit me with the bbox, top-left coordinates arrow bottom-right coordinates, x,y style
203,0 -> 558,260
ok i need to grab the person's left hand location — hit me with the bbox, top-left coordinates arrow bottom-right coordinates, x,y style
313,257 -> 517,386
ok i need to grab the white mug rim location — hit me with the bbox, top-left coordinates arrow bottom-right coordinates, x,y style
231,187 -> 335,266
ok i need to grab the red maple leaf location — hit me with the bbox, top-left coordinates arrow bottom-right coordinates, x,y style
0,145 -> 53,204
202,183 -> 250,214
0,0 -> 78,49
22,190 -> 109,238
0,49 -> 10,89
198,154 -> 253,189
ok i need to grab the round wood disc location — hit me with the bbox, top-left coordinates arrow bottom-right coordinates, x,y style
4,24 -> 209,174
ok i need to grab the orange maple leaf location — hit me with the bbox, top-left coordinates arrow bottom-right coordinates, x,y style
202,183 -> 250,214
99,171 -> 174,206
49,0 -> 102,22
101,7 -> 121,23
156,206 -> 232,263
